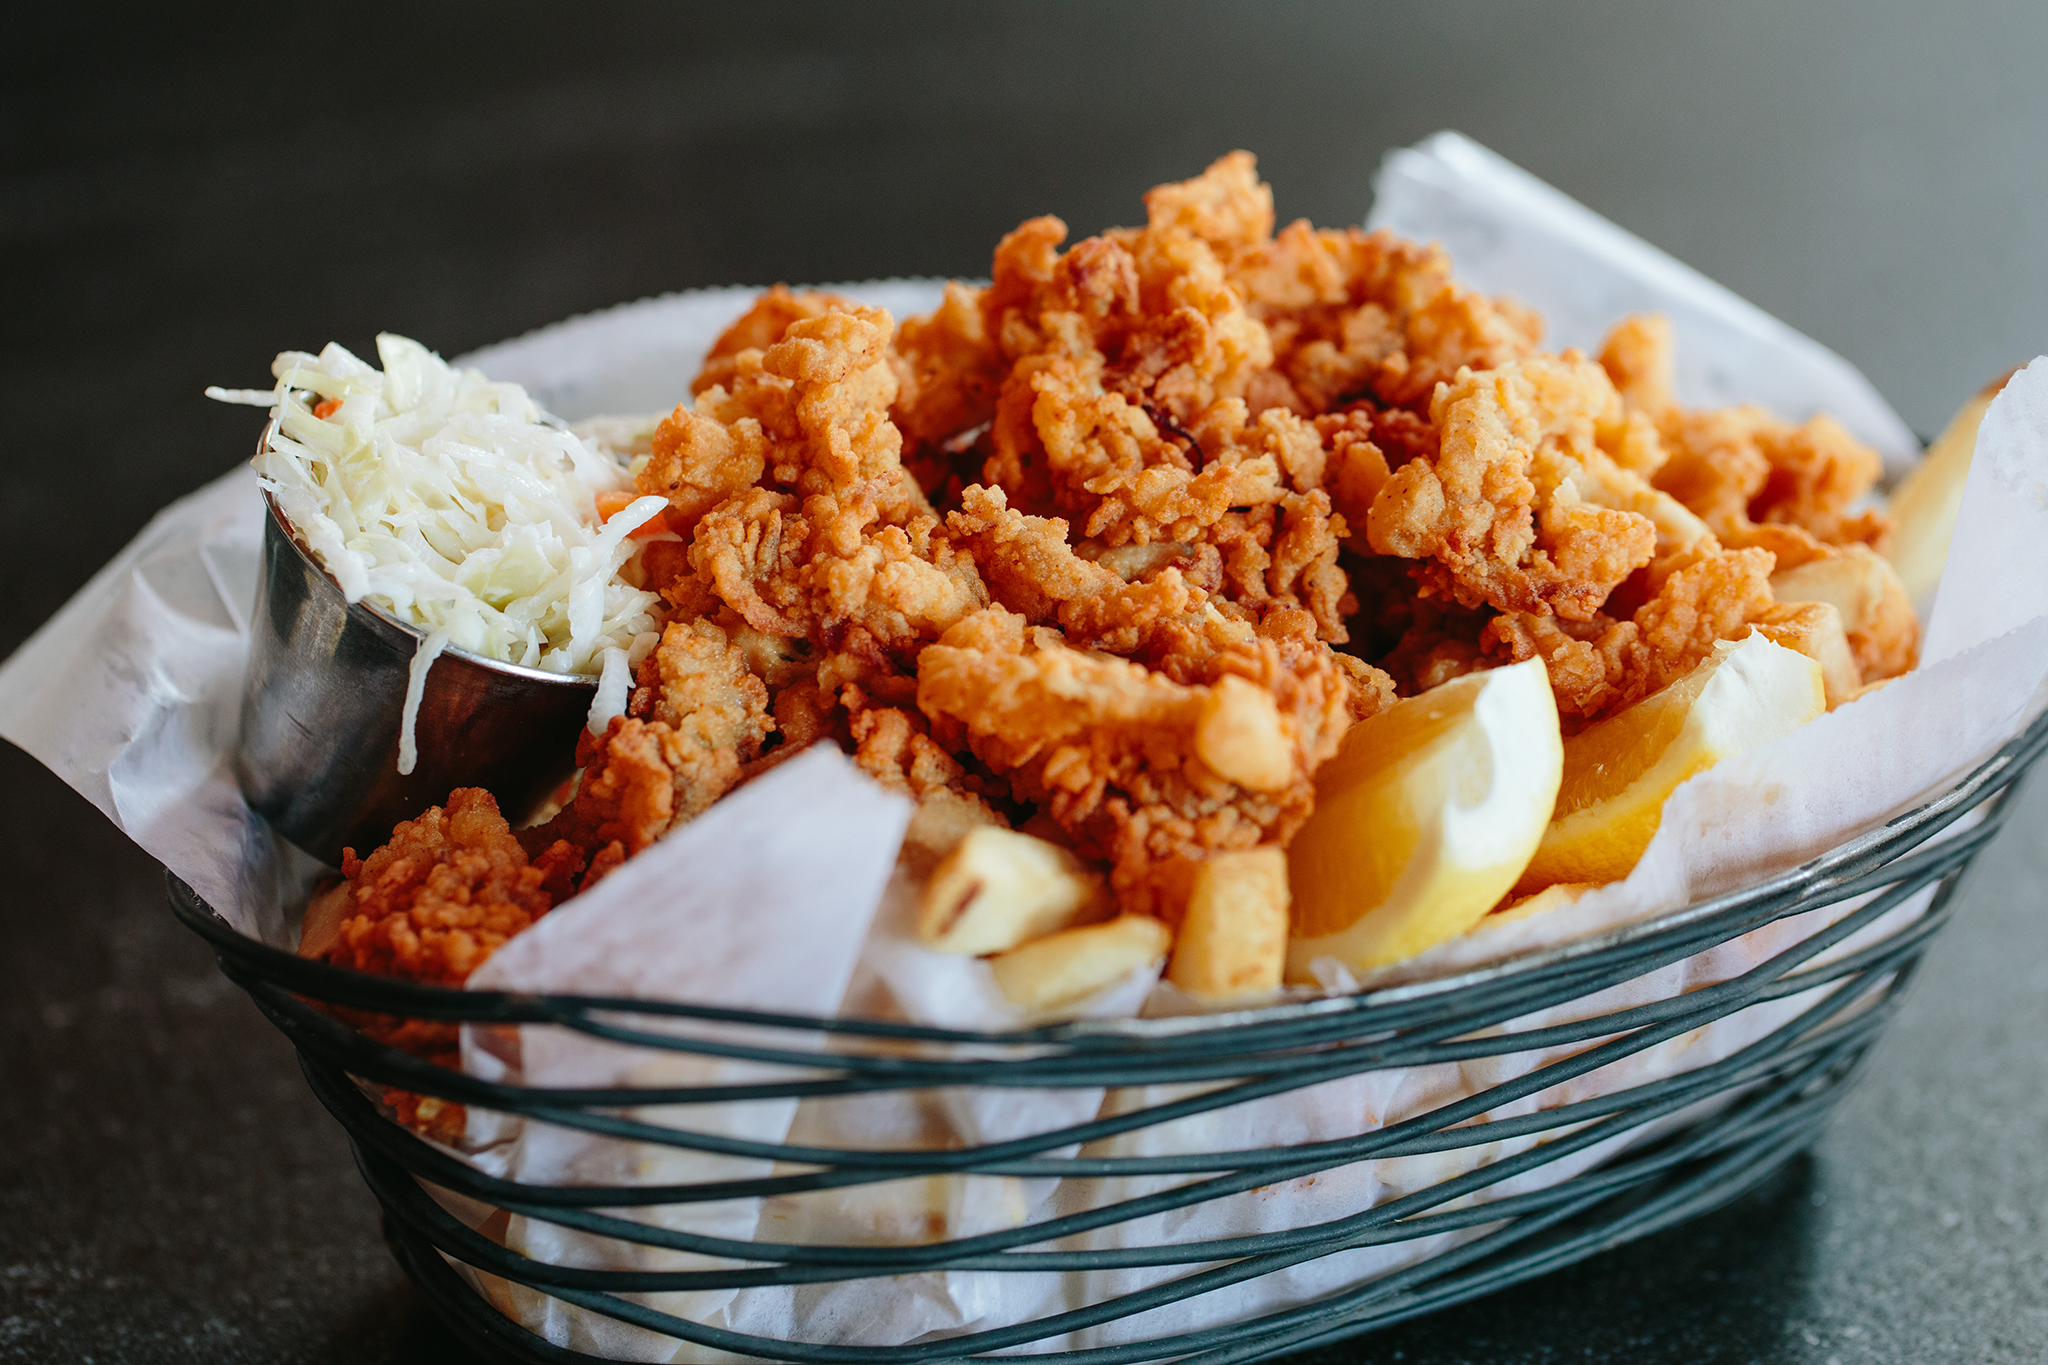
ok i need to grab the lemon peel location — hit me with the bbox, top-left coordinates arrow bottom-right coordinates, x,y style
1515,635 -> 1823,894
1286,657 -> 1562,978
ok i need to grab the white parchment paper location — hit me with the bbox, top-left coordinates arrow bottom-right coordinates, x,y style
451,746 -> 910,1362
2,133 -> 2044,1358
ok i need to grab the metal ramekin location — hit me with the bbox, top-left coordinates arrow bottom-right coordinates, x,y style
234,489 -> 595,865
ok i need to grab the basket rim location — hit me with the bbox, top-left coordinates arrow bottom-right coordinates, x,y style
169,697 -> 2048,1046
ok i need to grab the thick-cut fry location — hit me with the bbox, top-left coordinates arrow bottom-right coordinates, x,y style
918,827 -> 1107,955
1167,848 -> 1290,998
988,915 -> 1173,1011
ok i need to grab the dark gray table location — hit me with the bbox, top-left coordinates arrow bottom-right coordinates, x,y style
5,4 -> 2044,1361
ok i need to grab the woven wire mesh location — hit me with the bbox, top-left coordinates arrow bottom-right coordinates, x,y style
169,707 -> 2048,1364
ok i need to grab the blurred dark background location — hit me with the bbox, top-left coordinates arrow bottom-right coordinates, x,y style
4,3 -> 2046,1362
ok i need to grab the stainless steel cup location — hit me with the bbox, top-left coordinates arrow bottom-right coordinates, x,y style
235,493 -> 594,866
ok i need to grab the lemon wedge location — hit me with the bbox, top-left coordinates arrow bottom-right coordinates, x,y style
1286,657 -> 1562,978
1887,374 -> 2010,606
1491,881 -> 1597,924
1515,635 -> 1823,894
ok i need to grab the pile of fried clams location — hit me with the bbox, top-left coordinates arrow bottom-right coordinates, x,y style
315,153 -> 1918,1079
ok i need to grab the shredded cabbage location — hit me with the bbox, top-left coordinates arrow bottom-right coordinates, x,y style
210,334 -> 669,773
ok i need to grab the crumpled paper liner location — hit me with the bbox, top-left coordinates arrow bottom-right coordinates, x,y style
0,464 -> 319,946
1,133 -> 2044,1359
447,746 -> 911,1362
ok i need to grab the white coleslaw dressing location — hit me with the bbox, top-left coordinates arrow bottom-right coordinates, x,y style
208,334 -> 670,771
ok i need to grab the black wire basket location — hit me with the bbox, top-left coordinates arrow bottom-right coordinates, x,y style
168,706 -> 2048,1364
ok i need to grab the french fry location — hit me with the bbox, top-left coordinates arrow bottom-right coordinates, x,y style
988,915 -> 1172,1012
1746,600 -> 1862,708
1195,675 -> 1292,792
918,827 -> 1107,955
1168,848 -> 1290,999
898,790 -> 1004,883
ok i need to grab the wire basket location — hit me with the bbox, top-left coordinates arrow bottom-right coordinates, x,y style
168,707 -> 2047,1364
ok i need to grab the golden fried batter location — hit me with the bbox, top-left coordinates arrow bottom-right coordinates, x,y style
521,618 -> 776,876
974,184 -> 1283,547
1482,544 -> 1778,722
323,787 -> 555,1132
1229,213 -> 1539,415
329,789 -> 552,992
692,285 -> 856,398
915,605 -> 1359,914
1140,149 -> 1275,255
845,694 -> 1008,878
321,790 -> 561,1141
1599,312 -> 1892,554
1365,355 -> 1661,620
663,308 -> 990,669
892,281 -> 1003,442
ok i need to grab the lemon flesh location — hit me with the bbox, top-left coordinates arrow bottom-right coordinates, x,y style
1286,658 -> 1562,977
1515,635 -> 1824,894
1887,380 -> 2003,606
